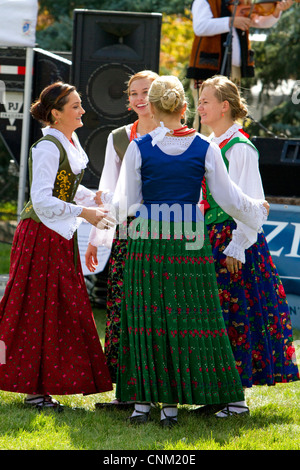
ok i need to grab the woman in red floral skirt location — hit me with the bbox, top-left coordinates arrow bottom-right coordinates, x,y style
197,75 -> 299,417
0,82 -> 112,409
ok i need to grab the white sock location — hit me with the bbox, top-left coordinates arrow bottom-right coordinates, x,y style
161,404 -> 178,421
26,394 -> 43,400
131,402 -> 151,417
216,400 -> 247,418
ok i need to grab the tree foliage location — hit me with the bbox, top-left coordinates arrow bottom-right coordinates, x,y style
245,6 -> 300,137
35,1 -> 299,136
38,0 -> 192,21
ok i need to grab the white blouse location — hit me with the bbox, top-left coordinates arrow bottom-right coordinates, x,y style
209,123 -> 265,261
88,124 -> 133,249
107,126 -> 267,263
191,0 -> 279,67
31,127 -> 98,240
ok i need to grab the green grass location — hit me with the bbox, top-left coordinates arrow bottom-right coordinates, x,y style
0,242 -> 11,274
0,309 -> 300,450
0,201 -> 17,221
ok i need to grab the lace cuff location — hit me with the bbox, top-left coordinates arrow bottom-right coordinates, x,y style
223,241 -> 246,264
101,190 -> 114,205
239,199 -> 268,232
223,227 -> 255,263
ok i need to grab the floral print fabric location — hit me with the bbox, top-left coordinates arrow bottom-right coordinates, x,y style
0,219 -> 112,395
208,220 -> 299,387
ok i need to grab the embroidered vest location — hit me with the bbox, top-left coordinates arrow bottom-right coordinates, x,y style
20,135 -> 84,223
187,0 -> 255,80
203,134 -> 258,225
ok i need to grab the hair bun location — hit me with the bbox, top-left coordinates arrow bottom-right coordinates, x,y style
161,88 -> 180,112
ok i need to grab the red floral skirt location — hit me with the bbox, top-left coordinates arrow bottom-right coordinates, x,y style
0,219 -> 112,395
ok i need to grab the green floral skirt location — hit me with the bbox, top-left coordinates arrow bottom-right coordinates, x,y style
116,219 -> 244,405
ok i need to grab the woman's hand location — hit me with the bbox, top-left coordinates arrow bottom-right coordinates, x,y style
80,207 -> 115,229
94,190 -> 103,206
85,243 -> 98,272
263,201 -> 270,216
226,256 -> 242,274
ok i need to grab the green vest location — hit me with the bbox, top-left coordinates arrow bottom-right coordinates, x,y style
112,125 -> 130,161
20,135 -> 84,223
203,135 -> 258,226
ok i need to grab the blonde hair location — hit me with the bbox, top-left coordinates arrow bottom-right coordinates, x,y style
148,75 -> 186,114
200,75 -> 248,120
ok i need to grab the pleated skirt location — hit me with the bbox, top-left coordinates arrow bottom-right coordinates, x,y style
0,219 -> 112,395
208,220 -> 299,387
116,219 -> 245,405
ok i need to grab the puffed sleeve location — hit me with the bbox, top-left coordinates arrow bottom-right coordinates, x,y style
88,132 -> 124,247
204,142 -> 268,261
112,140 -> 143,220
222,143 -> 265,262
31,140 -> 84,239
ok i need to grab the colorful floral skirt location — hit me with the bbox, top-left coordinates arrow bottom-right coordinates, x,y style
0,219 -> 112,396
116,219 -> 245,405
105,231 -> 129,383
208,220 -> 299,388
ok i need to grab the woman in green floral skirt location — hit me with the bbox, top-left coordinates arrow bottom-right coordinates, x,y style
109,75 -> 269,426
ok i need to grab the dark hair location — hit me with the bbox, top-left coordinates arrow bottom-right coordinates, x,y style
30,81 -> 76,124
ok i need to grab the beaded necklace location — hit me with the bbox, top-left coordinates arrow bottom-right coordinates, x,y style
169,125 -> 196,136
130,120 -> 139,141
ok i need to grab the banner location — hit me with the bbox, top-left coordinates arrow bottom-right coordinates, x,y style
263,203 -> 300,328
0,0 -> 38,47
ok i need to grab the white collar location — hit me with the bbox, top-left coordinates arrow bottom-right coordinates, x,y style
151,122 -> 172,146
210,123 -> 242,146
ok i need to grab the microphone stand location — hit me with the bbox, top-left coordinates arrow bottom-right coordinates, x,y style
221,0 -> 239,78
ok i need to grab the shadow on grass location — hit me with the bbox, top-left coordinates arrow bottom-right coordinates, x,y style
0,397 -> 299,451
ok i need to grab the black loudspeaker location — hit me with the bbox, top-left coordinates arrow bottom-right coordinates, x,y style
252,137 -> 300,198
30,48 -> 71,144
71,9 -> 162,188
0,47 -> 71,165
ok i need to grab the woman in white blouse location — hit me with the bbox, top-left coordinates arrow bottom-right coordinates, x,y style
0,82 -> 113,410
85,70 -> 158,409
197,75 -> 299,418
108,75 -> 270,426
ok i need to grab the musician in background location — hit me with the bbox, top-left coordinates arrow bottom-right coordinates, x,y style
187,0 -> 293,132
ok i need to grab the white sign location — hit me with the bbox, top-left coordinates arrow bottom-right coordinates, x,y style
0,0 -> 38,47
0,91 -> 23,126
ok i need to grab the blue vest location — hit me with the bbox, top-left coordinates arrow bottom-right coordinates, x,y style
135,134 -> 209,222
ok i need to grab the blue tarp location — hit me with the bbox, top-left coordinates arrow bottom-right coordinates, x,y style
263,204 -> 300,329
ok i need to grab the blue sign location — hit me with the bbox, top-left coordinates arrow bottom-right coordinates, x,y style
263,204 -> 300,329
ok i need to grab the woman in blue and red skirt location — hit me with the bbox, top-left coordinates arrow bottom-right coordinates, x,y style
198,75 -> 299,417
0,82 -> 112,409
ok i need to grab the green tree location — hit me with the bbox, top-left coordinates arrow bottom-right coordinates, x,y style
38,0 -> 192,21
246,6 -> 300,137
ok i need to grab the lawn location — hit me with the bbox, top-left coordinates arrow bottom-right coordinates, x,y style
0,307 -> 300,451
1,238 -> 300,451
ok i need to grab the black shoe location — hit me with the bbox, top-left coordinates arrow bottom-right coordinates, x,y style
128,404 -> 151,425
24,395 -> 64,413
160,406 -> 178,428
190,404 -> 225,416
95,399 -> 134,410
128,410 -> 150,424
215,404 -> 250,418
